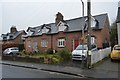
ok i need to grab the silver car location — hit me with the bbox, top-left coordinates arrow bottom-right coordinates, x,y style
3,47 -> 19,55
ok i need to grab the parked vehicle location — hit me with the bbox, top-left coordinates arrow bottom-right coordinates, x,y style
72,44 -> 97,61
3,47 -> 19,55
110,45 -> 120,61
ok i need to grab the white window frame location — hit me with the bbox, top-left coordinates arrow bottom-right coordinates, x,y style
28,40 -> 31,48
57,39 -> 65,47
41,40 -> 48,47
58,22 -> 67,32
33,41 -> 38,52
28,30 -> 33,36
91,37 -> 95,44
42,27 -> 49,34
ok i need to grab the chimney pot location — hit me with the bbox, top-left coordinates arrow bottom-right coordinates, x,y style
55,12 -> 64,26
10,26 -> 17,33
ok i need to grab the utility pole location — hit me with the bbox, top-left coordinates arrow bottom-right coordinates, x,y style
87,0 -> 92,69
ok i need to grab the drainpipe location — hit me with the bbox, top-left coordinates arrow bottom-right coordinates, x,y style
81,0 -> 85,68
51,34 -> 53,52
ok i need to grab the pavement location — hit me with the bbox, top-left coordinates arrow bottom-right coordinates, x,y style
1,59 -> 120,79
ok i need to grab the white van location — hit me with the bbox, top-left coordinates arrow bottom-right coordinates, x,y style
72,44 -> 97,60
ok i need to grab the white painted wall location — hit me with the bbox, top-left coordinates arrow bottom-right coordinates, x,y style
91,47 -> 111,65
118,1 -> 120,44
117,23 -> 120,44
118,1 -> 120,7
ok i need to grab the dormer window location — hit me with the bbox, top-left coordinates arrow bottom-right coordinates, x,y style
42,27 -> 49,34
91,17 -> 97,27
7,36 -> 10,40
10,35 -> 13,39
3,36 -> 7,40
28,30 -> 33,36
85,17 -> 99,28
57,21 -> 68,32
37,29 -> 41,33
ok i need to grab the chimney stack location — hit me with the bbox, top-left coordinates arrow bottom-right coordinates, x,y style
10,26 -> 17,33
55,12 -> 64,26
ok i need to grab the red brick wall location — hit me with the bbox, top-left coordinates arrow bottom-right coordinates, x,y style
25,29 -> 110,53
101,17 -> 110,45
52,31 -> 82,52
25,17 -> 110,53
2,31 -> 26,50
13,31 -> 26,44
25,34 -> 52,53
25,31 -> 82,53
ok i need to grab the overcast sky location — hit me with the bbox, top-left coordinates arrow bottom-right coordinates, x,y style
0,0 -> 120,34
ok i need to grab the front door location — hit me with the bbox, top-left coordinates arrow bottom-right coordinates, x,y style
73,39 -> 79,50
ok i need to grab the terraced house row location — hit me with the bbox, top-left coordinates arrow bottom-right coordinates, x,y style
24,12 -> 110,53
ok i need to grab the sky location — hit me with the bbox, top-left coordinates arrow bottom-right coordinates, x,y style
0,0 -> 120,34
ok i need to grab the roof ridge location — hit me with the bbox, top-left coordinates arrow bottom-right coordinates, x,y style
27,13 -> 108,29
65,13 -> 107,22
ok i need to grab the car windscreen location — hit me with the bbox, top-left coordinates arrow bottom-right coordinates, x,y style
76,45 -> 87,50
114,46 -> 120,50
91,44 -> 96,49
11,48 -> 18,50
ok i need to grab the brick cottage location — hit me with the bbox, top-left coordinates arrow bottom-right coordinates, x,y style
1,26 -> 26,51
24,12 -> 110,53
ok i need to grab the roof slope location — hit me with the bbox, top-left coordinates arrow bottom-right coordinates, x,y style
117,7 -> 120,23
28,13 -> 108,36
2,30 -> 25,40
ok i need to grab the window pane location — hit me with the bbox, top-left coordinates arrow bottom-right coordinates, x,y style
58,39 -> 65,47
63,40 -> 64,46
41,40 -> 47,47
28,41 -> 31,47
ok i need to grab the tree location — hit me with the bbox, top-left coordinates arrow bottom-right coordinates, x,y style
110,21 -> 118,48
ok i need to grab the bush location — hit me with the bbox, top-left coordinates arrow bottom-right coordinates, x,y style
46,48 -> 53,54
51,57 -> 60,64
18,44 -> 24,51
58,49 -> 71,61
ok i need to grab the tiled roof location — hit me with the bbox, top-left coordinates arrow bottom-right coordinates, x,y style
2,30 -> 25,40
28,13 -> 108,36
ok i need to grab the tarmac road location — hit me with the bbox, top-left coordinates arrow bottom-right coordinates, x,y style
2,64 -> 83,79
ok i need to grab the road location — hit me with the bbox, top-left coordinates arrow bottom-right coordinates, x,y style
94,58 -> 119,72
2,64 -> 83,78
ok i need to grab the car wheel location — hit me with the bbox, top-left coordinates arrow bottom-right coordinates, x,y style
9,53 -> 13,56
111,58 -> 114,62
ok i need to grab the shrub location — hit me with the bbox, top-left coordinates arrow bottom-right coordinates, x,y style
51,57 -> 60,64
18,44 -> 24,51
46,48 -> 53,54
58,49 -> 71,61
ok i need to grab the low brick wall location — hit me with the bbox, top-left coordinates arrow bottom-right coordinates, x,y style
2,55 -> 44,63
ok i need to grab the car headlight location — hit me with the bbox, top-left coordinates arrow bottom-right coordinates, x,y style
82,54 -> 85,56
